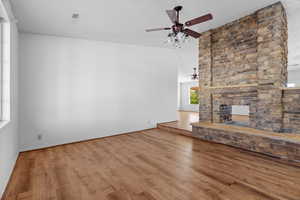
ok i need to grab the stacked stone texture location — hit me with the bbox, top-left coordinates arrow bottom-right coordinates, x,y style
257,3 -> 288,87
211,15 -> 258,86
256,3 -> 287,132
282,89 -> 300,134
199,31 -> 212,122
192,125 -> 300,161
198,2 -> 290,133
211,86 -> 258,129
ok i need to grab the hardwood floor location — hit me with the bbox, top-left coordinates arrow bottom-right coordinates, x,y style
3,129 -> 300,200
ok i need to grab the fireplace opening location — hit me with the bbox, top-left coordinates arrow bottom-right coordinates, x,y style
220,105 -> 250,127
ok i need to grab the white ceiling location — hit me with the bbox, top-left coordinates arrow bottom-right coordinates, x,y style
9,0 -> 300,71
11,0 -> 281,45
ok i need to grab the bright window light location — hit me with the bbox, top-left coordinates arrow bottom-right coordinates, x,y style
189,87 -> 199,105
287,83 -> 296,88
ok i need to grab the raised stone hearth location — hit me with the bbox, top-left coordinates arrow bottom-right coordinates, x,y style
192,122 -> 300,161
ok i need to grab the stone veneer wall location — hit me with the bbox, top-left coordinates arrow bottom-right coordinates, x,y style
198,2 -> 288,133
211,15 -> 258,86
282,89 -> 300,134
256,2 -> 288,132
211,86 -> 258,128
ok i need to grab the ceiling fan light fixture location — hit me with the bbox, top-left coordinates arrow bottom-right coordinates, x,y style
146,6 -> 212,49
166,32 -> 190,48
191,67 -> 199,80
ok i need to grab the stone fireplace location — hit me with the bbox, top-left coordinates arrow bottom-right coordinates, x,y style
192,2 -> 300,161
212,86 -> 257,128
197,2 -> 288,133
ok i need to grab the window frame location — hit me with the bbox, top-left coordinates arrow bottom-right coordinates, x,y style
0,2 -> 11,125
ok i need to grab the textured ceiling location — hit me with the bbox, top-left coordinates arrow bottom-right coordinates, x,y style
10,0 -> 300,70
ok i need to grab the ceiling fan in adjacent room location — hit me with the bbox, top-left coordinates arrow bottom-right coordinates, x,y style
191,67 -> 199,80
145,6 -> 213,48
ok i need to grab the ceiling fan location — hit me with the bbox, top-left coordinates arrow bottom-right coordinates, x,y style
191,67 -> 199,80
145,6 -> 213,39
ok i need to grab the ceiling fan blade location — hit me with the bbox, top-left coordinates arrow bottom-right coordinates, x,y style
182,29 -> 201,38
185,13 -> 213,27
166,9 -> 177,23
145,27 -> 171,32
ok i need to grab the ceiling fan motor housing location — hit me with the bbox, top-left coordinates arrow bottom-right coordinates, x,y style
174,6 -> 183,12
172,23 -> 184,33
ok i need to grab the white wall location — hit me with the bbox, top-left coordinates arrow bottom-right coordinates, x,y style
176,41 -> 198,112
177,40 -> 198,83
179,81 -> 198,112
0,20 -> 19,198
19,33 -> 178,151
288,69 -> 300,86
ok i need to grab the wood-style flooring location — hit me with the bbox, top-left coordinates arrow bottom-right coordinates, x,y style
3,129 -> 300,200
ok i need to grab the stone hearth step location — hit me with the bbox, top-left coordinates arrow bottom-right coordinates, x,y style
192,122 -> 300,162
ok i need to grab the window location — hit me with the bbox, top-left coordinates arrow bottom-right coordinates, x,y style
0,8 -> 11,122
189,87 -> 199,105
